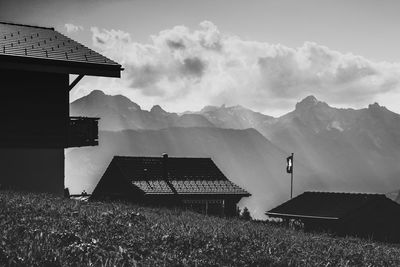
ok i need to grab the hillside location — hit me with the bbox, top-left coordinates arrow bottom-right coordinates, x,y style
1,190 -> 400,266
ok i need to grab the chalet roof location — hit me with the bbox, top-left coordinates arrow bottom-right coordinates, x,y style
113,156 -> 250,196
131,180 -> 248,195
0,22 -> 122,77
266,191 -> 391,220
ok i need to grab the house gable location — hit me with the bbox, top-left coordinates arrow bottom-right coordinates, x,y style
91,158 -> 145,201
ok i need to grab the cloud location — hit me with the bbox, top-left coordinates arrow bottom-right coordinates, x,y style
64,23 -> 84,33
91,27 -> 131,49
255,42 -> 396,104
180,57 -> 206,77
166,40 -> 185,50
84,21 -> 400,115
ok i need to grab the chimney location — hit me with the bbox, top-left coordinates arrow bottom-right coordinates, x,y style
161,153 -> 180,200
162,153 -> 168,181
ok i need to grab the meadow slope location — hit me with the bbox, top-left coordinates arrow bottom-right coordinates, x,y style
1,191 -> 400,266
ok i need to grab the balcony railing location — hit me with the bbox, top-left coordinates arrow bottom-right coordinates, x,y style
68,116 -> 99,147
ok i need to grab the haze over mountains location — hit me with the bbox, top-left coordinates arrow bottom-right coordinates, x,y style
68,90 -> 400,218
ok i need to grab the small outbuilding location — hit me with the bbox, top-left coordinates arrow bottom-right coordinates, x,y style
91,154 -> 250,216
266,191 -> 400,242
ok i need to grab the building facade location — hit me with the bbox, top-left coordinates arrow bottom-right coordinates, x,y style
0,22 -> 122,195
266,191 -> 400,242
91,154 -> 251,216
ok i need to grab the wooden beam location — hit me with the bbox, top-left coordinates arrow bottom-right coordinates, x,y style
0,55 -> 122,78
69,74 -> 84,91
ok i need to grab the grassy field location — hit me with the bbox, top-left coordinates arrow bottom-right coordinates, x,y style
1,191 -> 400,266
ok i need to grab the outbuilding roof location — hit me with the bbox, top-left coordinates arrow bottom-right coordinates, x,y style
113,156 -> 250,196
0,21 -> 122,77
266,191 -> 391,220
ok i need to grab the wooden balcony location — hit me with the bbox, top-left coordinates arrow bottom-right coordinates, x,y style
68,116 -> 99,147
0,116 -> 98,148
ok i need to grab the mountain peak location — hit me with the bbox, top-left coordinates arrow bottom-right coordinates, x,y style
200,105 -> 219,112
368,102 -> 387,113
230,104 -> 246,110
295,95 -> 326,111
72,90 -> 142,112
87,90 -> 106,97
151,105 -> 167,114
368,102 -> 382,109
300,95 -> 318,104
89,90 -> 106,95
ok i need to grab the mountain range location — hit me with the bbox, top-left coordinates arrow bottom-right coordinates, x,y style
68,90 -> 400,218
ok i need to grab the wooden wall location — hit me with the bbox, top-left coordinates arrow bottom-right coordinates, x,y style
0,148 -> 64,195
338,198 -> 400,242
0,69 -> 69,148
0,68 -> 69,195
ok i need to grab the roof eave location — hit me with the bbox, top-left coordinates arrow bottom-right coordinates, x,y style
143,192 -> 251,196
0,54 -> 122,78
265,212 -> 339,220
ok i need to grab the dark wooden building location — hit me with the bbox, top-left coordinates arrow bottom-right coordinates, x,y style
0,22 -> 122,195
91,154 -> 251,216
266,192 -> 400,242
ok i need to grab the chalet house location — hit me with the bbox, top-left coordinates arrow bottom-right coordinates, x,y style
91,154 -> 251,216
0,22 -> 122,195
266,192 -> 400,242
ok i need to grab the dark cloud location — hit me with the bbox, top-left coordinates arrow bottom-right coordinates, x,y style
180,57 -> 206,78
166,40 -> 186,50
127,57 -> 206,96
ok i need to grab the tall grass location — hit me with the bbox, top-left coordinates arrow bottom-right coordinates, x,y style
1,190 -> 400,266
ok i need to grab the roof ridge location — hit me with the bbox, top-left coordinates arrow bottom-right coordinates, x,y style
113,155 -> 212,160
304,191 -> 385,196
0,21 -> 54,30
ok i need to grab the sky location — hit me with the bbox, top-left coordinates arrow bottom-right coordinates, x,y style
1,0 -> 400,116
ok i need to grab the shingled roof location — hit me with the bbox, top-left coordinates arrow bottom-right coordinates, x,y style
0,22 -> 122,77
113,156 -> 250,196
266,192 -> 392,220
